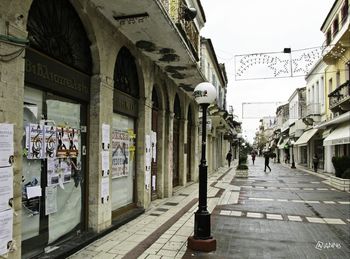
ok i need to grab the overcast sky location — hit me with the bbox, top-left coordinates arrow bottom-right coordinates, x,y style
200,0 -> 335,143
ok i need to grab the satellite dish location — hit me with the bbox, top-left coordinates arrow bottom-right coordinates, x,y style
183,7 -> 197,21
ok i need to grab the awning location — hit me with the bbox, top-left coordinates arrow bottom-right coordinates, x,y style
323,124 -> 350,146
278,138 -> 289,149
294,129 -> 318,146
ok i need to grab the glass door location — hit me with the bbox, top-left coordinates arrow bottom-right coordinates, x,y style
22,87 -> 86,257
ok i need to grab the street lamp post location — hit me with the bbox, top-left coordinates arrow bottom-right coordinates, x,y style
290,139 -> 296,169
188,82 -> 216,252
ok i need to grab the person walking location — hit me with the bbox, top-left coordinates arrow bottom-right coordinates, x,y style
312,153 -> 319,172
251,151 -> 256,165
264,152 -> 271,172
226,150 -> 233,167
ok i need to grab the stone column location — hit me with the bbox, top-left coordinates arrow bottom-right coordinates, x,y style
164,112 -> 174,198
0,19 -> 27,258
88,74 -> 113,232
136,97 -> 152,208
156,109 -> 166,198
191,121 -> 199,182
179,118 -> 187,186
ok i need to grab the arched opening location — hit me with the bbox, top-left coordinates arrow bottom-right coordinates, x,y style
173,94 -> 181,187
23,0 -> 92,256
111,46 -> 139,218
151,87 -> 160,200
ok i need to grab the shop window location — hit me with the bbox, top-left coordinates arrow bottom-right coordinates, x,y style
114,47 -> 140,98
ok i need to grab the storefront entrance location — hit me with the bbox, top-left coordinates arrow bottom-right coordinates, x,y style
112,46 -> 139,216
111,114 -> 135,211
23,1 -> 92,256
22,86 -> 87,258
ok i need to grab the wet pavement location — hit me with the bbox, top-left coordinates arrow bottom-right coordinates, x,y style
185,157 -> 350,258
70,157 -> 350,259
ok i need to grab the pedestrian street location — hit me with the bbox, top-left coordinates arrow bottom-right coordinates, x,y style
194,156 -> 350,259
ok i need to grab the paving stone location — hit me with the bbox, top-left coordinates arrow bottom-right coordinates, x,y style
306,217 -> 326,224
266,214 -> 283,220
323,218 -> 346,224
230,210 -> 242,217
287,216 -> 303,222
338,201 -> 350,205
246,212 -> 264,218
219,210 -> 231,216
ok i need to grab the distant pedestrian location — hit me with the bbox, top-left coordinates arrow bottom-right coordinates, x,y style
284,153 -> 290,164
312,153 -> 319,172
251,151 -> 256,165
226,150 -> 233,167
264,152 -> 271,172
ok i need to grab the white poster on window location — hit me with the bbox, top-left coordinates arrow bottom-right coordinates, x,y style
102,124 -> 110,150
57,160 -> 71,187
0,124 -> 14,167
45,186 -> 57,215
145,134 -> 151,170
152,175 -> 156,191
28,124 -> 44,159
101,177 -> 109,203
101,151 -> 110,176
151,131 -> 157,162
0,167 -> 13,212
47,158 -> 59,186
112,130 -> 129,178
44,125 -> 57,158
0,209 -> 13,256
145,134 -> 151,189
26,186 -> 42,199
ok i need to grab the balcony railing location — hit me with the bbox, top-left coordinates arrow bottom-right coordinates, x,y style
167,0 -> 199,59
328,80 -> 350,110
306,103 -> 321,116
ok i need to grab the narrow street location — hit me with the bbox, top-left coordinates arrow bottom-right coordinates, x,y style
200,156 -> 350,258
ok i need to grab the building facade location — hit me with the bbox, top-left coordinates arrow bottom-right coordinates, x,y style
0,0 -> 235,258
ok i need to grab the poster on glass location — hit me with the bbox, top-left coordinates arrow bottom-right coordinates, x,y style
112,130 -> 129,178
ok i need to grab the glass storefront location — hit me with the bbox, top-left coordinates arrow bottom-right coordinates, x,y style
111,113 -> 135,211
22,86 -> 86,255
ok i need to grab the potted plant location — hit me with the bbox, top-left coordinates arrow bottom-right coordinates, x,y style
236,147 -> 249,178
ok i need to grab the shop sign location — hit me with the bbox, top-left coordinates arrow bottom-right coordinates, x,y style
113,90 -> 138,118
25,48 -> 90,101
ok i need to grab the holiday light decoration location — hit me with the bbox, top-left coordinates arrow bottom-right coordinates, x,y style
235,46 -> 323,80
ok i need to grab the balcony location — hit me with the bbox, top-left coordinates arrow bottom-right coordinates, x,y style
89,0 -> 205,91
322,10 -> 350,65
328,80 -> 350,112
168,0 -> 200,60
